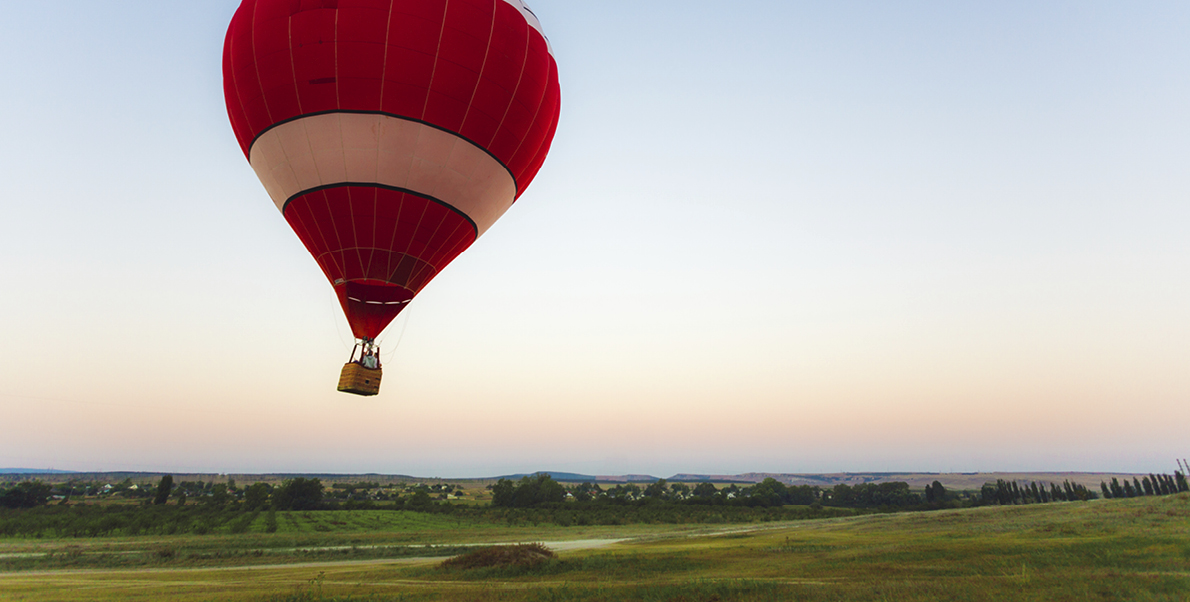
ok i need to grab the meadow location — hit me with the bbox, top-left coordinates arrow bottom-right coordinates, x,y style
0,494 -> 1186,601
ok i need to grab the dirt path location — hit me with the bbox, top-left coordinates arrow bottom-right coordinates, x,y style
0,538 -> 630,579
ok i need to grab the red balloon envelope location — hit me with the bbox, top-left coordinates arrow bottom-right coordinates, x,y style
223,0 -> 560,340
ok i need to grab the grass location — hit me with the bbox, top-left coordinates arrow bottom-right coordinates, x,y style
0,511 -> 687,572
0,495 -> 1186,601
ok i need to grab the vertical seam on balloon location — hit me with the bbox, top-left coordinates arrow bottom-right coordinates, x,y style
406,201 -> 432,288
436,220 -> 473,272
298,115 -> 324,192
362,165 -> 378,281
313,191 -> 340,281
377,0 -> 395,111
515,62 -> 559,195
426,220 -> 455,268
409,260 -> 435,292
411,203 -> 451,288
421,0 -> 451,121
291,199 -> 337,284
507,47 -> 551,183
336,115 -> 349,204
376,2 -> 396,186
333,6 -> 342,110
288,13 -> 304,115
534,98 -> 560,175
331,11 -> 349,238
488,17 -> 531,192
401,123 -> 422,222
452,225 -> 478,260
299,211 -> 335,282
370,185 -> 380,282
346,187 -> 365,283
251,1 -> 274,125
385,190 -> 407,287
367,120 -> 381,281
263,129 -> 298,213
369,104 -> 382,186
227,12 -> 252,153
316,189 -> 344,287
340,120 -> 361,282
284,120 -> 311,211
459,0 -> 499,134
405,219 -> 441,290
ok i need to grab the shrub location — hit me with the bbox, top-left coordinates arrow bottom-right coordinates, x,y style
441,543 -> 556,570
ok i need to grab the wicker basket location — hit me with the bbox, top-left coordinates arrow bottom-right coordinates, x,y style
338,362 -> 382,396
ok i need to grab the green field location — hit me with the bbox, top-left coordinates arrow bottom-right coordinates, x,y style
1,495 -> 1187,601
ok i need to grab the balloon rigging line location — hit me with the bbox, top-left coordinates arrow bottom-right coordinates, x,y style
380,307 -> 412,362
332,286 -> 354,352
328,280 -> 406,362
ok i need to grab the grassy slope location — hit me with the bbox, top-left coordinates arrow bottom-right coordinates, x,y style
0,495 -> 1186,601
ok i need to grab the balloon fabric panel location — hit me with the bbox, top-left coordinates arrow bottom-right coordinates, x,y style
224,0 -> 558,193
284,187 -> 476,288
284,186 -> 477,338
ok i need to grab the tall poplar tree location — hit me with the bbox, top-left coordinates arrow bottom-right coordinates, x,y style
153,475 -> 174,505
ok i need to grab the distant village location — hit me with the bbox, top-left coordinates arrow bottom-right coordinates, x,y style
1,477 -> 469,506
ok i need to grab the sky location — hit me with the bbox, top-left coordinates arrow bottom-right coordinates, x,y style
1,1 -> 1187,478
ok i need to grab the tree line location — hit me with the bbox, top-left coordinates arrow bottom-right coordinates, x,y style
492,475 -> 932,509
978,479 -> 1097,506
1099,472 -> 1188,499
151,476 -> 327,511
5,467 -> 1186,525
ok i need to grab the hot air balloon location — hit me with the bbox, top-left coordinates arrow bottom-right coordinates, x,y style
222,0 -> 560,395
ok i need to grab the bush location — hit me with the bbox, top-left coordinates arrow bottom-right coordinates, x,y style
490,475 -> 566,508
441,543 -> 556,570
1,481 -> 52,509
273,478 -> 323,511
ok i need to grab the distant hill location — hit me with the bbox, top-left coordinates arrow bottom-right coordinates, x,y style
669,473 -> 923,486
590,474 -> 659,483
497,471 -> 597,482
496,471 -> 661,483
0,469 -> 76,475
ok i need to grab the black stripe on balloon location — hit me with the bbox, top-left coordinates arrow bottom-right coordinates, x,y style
281,182 -> 479,238
248,110 -> 519,196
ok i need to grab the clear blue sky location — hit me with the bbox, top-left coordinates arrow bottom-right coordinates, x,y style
1,1 -> 1187,477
